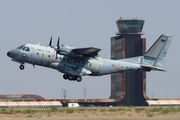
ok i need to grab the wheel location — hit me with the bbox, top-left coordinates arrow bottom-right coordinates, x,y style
68,75 -> 73,80
19,65 -> 25,70
63,74 -> 68,79
76,76 -> 82,82
72,76 -> 76,81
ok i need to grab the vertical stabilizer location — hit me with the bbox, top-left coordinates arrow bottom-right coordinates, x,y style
142,34 -> 172,68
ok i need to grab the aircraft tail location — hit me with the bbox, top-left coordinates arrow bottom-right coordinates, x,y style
141,34 -> 172,69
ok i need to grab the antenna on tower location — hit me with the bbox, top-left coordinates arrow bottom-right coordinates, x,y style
83,87 -> 87,100
62,89 -> 67,99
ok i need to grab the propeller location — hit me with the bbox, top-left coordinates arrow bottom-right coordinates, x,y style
49,36 -> 52,47
48,36 -> 61,58
56,37 -> 60,58
57,37 -> 60,50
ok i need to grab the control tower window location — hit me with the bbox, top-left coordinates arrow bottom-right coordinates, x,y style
119,23 -> 142,29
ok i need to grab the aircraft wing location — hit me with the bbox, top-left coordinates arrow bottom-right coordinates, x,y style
73,47 -> 101,57
58,47 -> 101,58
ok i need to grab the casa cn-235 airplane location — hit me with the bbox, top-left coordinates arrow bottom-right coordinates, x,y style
7,34 -> 172,82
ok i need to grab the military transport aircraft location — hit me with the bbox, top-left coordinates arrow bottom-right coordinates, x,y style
7,34 -> 172,82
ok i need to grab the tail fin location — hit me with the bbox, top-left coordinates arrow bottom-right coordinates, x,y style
141,34 -> 172,69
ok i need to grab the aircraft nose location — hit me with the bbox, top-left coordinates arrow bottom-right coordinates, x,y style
7,51 -> 13,58
7,52 -> 10,57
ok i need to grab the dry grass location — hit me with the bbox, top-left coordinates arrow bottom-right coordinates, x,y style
0,107 -> 180,120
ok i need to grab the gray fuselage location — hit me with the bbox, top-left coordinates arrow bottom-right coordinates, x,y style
7,43 -> 142,77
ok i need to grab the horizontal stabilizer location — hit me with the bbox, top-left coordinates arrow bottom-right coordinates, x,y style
141,64 -> 166,71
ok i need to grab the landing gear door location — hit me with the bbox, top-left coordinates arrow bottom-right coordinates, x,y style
91,59 -> 100,75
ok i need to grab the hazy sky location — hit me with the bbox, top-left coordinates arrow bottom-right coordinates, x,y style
1,0 -> 180,99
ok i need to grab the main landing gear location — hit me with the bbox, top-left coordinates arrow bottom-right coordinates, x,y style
63,74 -> 82,82
19,64 -> 25,70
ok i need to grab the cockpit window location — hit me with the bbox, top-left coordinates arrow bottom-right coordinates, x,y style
22,47 -> 26,51
17,45 -> 24,49
25,47 -> 30,51
21,47 -> 30,52
16,45 -> 30,52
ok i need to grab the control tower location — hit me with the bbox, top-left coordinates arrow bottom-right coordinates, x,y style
110,18 -> 148,106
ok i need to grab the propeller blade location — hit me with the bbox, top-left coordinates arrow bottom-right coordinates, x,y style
56,37 -> 60,58
57,37 -> 60,49
49,36 -> 52,46
56,51 -> 57,59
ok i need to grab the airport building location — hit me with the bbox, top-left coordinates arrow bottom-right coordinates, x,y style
0,94 -> 62,108
0,101 -> 62,108
0,94 -> 44,101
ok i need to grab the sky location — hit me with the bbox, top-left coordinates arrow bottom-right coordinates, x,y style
0,0 -> 180,100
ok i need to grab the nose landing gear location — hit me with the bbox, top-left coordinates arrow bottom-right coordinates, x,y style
63,74 -> 82,82
19,64 -> 25,70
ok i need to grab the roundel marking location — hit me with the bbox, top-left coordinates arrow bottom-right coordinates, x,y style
116,64 -> 120,69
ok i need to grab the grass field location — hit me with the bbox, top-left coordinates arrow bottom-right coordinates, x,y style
0,106 -> 180,120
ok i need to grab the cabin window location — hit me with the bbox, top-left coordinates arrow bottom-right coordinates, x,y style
48,55 -> 50,58
82,61 -> 84,64
78,61 -> 80,63
59,57 -> 61,60
67,58 -> 69,62
74,60 -> 77,62
63,58 -> 66,60
37,53 -> 39,55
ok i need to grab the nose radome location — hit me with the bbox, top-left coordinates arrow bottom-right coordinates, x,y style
7,52 -> 10,57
